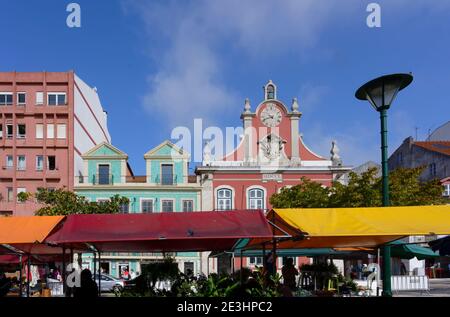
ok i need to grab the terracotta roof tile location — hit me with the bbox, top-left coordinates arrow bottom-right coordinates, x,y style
414,141 -> 450,156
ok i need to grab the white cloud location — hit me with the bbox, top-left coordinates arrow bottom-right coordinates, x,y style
123,0 -> 359,126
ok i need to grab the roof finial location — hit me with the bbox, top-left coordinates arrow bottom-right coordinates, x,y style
291,97 -> 299,112
244,98 -> 251,113
330,140 -> 342,166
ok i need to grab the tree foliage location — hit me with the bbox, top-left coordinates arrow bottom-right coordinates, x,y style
18,188 -> 129,216
270,166 -> 446,208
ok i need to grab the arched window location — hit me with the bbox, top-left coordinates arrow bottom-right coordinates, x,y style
217,188 -> 232,210
266,85 -> 275,99
248,188 -> 264,210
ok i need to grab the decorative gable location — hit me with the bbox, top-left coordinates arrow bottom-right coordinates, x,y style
144,140 -> 190,160
82,142 -> 128,159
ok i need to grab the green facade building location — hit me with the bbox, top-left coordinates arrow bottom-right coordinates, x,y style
75,141 -> 202,278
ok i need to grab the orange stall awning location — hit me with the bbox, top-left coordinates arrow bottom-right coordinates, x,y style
0,216 -> 65,254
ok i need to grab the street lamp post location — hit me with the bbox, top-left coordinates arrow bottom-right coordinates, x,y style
355,73 -> 413,297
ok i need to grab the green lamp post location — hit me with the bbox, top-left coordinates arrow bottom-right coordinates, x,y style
355,73 -> 413,297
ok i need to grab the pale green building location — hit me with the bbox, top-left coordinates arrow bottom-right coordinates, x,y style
75,141 -> 202,278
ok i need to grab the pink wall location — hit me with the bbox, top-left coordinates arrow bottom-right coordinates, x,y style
212,172 -> 332,210
0,72 -> 75,216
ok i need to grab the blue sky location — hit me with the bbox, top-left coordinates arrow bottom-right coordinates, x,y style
1,0 -> 449,175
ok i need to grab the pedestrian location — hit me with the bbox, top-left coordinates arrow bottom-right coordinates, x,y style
73,269 -> 98,298
281,258 -> 299,292
400,262 -> 407,276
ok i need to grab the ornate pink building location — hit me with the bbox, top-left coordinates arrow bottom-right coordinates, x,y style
196,80 -> 351,272
0,71 -> 111,216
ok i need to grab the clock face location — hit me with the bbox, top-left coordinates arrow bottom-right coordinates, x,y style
260,103 -> 282,127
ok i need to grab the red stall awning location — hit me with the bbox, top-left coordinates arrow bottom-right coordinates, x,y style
45,210 -> 272,252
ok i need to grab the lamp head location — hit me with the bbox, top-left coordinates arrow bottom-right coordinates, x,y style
355,73 -> 413,111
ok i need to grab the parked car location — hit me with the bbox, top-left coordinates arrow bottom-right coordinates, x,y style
93,274 -> 124,293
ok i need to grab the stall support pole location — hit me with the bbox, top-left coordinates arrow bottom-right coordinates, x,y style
19,254 -> 23,297
98,252 -> 102,296
240,250 -> 243,285
62,245 -> 66,296
93,252 -> 97,292
271,212 -> 277,275
232,253 -> 235,275
26,254 -> 30,297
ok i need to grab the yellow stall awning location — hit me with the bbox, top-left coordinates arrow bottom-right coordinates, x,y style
253,205 -> 450,249
0,216 -> 64,245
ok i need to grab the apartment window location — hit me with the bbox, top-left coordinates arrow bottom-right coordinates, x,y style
17,93 -> 26,105
141,199 -> 154,213
48,93 -> 66,106
47,156 -> 56,170
444,184 -> 450,197
17,188 -> 26,203
429,163 -> 437,177
6,124 -> 13,139
17,156 -> 26,171
35,124 -> 44,139
36,155 -> 44,171
182,200 -> 194,212
161,164 -> 174,185
248,188 -> 264,210
57,124 -> 66,139
47,124 -> 55,138
249,257 -> 263,266
0,124 -> 2,139
161,200 -> 174,212
98,164 -> 110,185
217,188 -> 232,211
5,155 -> 13,169
36,92 -> 44,105
120,203 -> 129,213
0,93 -> 13,106
7,188 -> 13,202
17,124 -> 26,138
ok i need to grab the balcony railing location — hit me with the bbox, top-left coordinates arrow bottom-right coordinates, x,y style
76,174 -> 197,185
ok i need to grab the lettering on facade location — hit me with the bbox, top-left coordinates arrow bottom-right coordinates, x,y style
262,173 -> 282,182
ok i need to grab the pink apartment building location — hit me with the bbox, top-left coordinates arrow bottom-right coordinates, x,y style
0,71 -> 111,216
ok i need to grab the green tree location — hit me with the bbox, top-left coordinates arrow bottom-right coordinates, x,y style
18,188 -> 129,216
270,177 -> 330,208
270,166 -> 445,208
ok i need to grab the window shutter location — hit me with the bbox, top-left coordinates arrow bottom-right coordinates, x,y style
57,124 -> 66,139
36,92 -> 44,105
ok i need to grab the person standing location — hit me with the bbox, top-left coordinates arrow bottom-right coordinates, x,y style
282,258 -> 299,292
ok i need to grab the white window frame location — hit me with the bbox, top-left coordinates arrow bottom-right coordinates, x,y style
161,199 -> 175,212
248,257 -> 263,266
5,155 -> 13,169
6,124 -> 13,139
17,92 -> 26,105
182,199 -> 194,212
140,198 -> 154,213
35,124 -> 44,139
17,155 -> 26,171
47,155 -> 56,171
7,187 -> 14,202
36,92 -> 44,105
47,92 -> 67,106
246,186 -> 266,210
57,124 -> 67,139
47,124 -> 55,138
17,124 -> 26,139
0,92 -> 13,106
444,184 -> 450,197
216,186 -> 235,211
36,155 -> 44,171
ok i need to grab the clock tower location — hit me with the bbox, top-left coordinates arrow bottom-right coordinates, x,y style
240,80 -> 303,167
